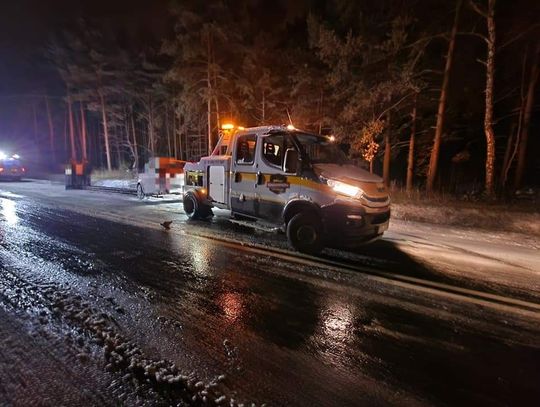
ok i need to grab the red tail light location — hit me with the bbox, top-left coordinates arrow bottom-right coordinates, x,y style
21,167 -> 25,172
0,167 -> 3,172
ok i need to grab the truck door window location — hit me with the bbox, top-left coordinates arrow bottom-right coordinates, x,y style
262,134 -> 285,168
235,134 -> 257,165
263,134 -> 296,170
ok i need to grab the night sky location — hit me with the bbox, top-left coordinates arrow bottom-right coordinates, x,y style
0,0 -> 170,95
0,0 -> 170,152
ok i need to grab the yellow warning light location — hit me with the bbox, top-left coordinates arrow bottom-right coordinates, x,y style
286,124 -> 295,131
328,135 -> 336,142
200,188 -> 207,195
222,123 -> 234,130
237,126 -> 245,130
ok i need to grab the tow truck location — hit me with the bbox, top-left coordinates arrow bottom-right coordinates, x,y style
183,125 -> 390,254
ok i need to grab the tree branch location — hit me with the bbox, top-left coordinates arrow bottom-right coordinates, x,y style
412,69 -> 443,77
457,31 -> 489,44
469,1 -> 488,18
376,93 -> 414,121
498,23 -> 540,51
476,58 -> 487,67
403,32 -> 448,49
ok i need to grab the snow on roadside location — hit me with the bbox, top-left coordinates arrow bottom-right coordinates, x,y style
0,237 -> 238,406
392,202 -> 540,237
92,179 -> 137,190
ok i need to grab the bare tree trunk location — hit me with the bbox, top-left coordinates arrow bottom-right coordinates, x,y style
262,90 -> 266,125
514,42 -> 540,190
44,96 -> 56,164
383,112 -> 391,187
32,102 -> 38,143
63,108 -> 68,162
88,123 -> 94,166
115,130 -> 122,168
172,103 -> 178,158
98,89 -> 112,170
212,32 -> 221,141
318,88 -> 324,134
503,51 -> 528,189
214,97 -> 220,135
406,96 -> 418,192
123,109 -> 135,170
32,102 -> 41,166
147,97 -> 155,155
67,94 -> 76,161
483,0 -> 497,197
501,122 -> 515,188
166,108 -> 172,157
130,105 -> 138,170
369,160 -> 373,174
426,0 -> 462,192
177,109 -> 184,160
206,28 -> 213,155
80,102 -> 88,161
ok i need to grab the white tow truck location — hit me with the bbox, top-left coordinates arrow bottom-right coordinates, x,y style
183,125 -> 390,254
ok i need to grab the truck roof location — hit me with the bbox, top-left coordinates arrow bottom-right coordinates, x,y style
236,125 -> 292,134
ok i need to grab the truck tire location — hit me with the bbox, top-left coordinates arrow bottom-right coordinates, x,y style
286,212 -> 324,254
183,192 -> 212,220
137,184 -> 145,200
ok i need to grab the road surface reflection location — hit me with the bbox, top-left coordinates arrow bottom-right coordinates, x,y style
1,198 -> 18,226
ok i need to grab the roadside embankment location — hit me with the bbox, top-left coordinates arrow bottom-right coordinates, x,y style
391,190 -> 539,237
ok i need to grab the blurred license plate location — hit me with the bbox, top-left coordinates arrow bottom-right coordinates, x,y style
378,223 -> 388,233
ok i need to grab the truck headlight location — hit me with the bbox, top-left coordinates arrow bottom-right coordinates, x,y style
326,179 -> 361,198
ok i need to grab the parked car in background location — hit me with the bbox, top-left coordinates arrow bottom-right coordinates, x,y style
0,153 -> 25,181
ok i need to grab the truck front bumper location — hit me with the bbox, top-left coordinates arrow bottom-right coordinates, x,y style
321,203 -> 390,248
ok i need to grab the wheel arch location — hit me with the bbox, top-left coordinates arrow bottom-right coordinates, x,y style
282,199 -> 321,225
185,187 -> 210,202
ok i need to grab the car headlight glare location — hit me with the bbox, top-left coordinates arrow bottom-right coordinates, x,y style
327,179 -> 361,198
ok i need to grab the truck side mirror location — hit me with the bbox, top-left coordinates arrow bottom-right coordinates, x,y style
283,148 -> 300,174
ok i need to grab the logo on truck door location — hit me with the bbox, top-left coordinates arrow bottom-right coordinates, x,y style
266,174 -> 290,194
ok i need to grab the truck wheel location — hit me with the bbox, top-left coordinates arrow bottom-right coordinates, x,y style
137,184 -> 145,200
183,192 -> 212,220
286,212 -> 324,254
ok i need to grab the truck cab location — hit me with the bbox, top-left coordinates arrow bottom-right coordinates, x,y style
183,125 -> 390,254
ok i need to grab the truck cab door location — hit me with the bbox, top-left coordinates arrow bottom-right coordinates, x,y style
256,133 -> 300,223
230,133 -> 259,217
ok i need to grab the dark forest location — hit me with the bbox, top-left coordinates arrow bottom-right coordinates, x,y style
1,0 -> 539,198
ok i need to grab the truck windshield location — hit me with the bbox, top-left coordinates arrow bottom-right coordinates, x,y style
292,133 -> 349,165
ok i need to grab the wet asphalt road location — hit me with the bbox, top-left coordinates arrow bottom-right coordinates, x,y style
0,180 -> 539,406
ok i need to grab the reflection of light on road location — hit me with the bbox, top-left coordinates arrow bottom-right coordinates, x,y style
219,291 -> 243,322
190,242 -> 212,276
321,301 -> 353,343
310,298 -> 355,367
1,199 -> 18,225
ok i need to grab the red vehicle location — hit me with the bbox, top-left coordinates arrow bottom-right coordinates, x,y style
0,154 -> 25,181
